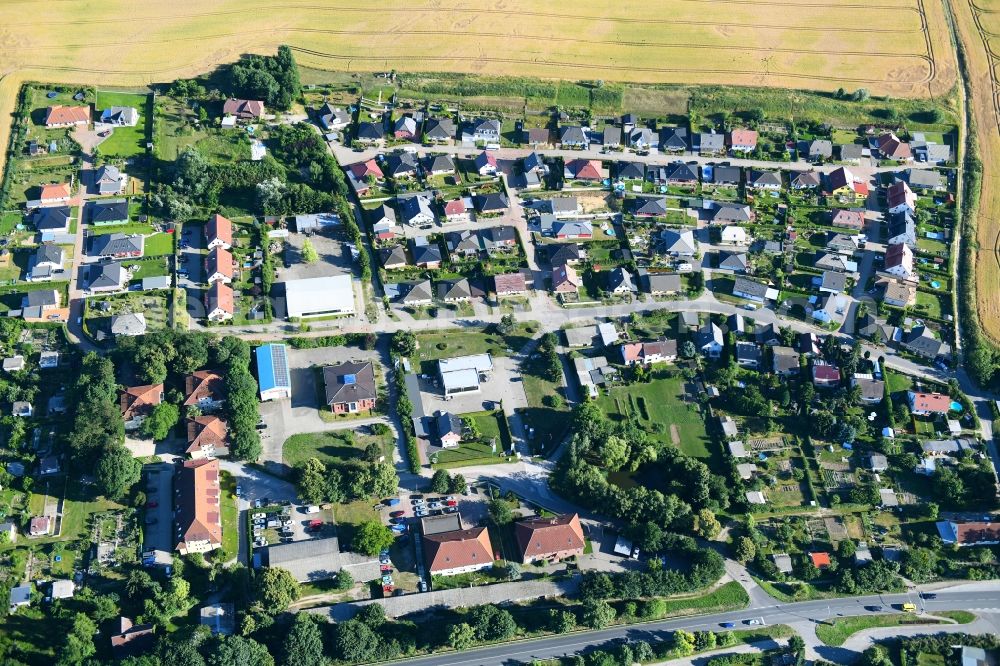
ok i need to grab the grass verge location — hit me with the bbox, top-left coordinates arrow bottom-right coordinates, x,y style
815,614 -> 947,647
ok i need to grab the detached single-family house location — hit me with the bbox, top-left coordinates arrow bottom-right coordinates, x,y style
379,245 -> 408,270
411,240 -> 443,268
552,264 -> 582,293
400,195 -> 436,227
659,126 -> 689,153
660,228 -> 696,256
466,118 -> 501,144
711,203 -> 754,225
38,182 -> 72,206
356,122 -> 385,143
424,154 -> 456,176
323,362 -> 377,414
642,271 -> 682,295
908,390 -> 951,416
386,151 -> 419,179
474,150 -> 498,176
735,341 -> 762,368
747,169 -> 782,190
32,206 -> 71,233
184,370 -> 225,410
826,166 -> 868,198
87,261 -> 128,293
435,411 -> 464,448
873,132 -> 912,161
493,272 -> 527,296
21,289 -> 61,319
94,164 -> 127,195
696,322 -> 724,357
901,326 -> 949,359
515,514 -> 586,564
773,346 -> 801,376
89,198 -> 129,226
474,194 -> 510,216
803,139 -> 833,161
811,362 -> 842,387
110,312 -> 147,337
727,128 -> 758,153
620,340 -> 677,366
732,276 -> 770,303
819,270 -> 847,294
629,195 -> 667,218
222,98 -> 264,121
443,198 -> 470,223
936,521 -> 1000,547
628,127 -> 657,150
831,208 -> 865,230
853,375 -> 885,404
28,243 -> 64,281
716,251 -> 747,273
548,243 -> 581,266
92,232 -> 144,259
393,115 -> 419,140
317,103 -> 351,131
438,278 -> 473,303
564,159 -> 603,181
423,117 -> 456,143
558,125 -> 588,148
368,204 -> 397,239
790,171 -> 822,190
607,267 -> 637,294
698,132 -> 726,155
45,105 -> 89,128
880,278 -> 916,307
709,166 -> 741,187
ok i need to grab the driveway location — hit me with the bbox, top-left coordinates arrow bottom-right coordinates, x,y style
178,223 -> 206,320
142,463 -> 174,554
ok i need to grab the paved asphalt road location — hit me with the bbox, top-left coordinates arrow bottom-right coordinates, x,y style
391,588 -> 1000,666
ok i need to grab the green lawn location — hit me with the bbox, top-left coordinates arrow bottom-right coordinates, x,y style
283,429 -> 394,470
332,499 -> 379,549
629,581 -> 749,620
596,371 -> 712,459
89,222 -> 154,236
432,412 -> 515,468
914,290 -> 948,320
219,471 -> 239,561
95,91 -> 150,158
815,614 -> 946,646
129,257 -> 170,280
144,232 -> 175,256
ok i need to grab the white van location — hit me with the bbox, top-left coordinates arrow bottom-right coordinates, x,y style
304,505 -> 320,514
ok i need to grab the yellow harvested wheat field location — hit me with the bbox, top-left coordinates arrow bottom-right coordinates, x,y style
952,0 -> 1000,343
0,0 -> 957,173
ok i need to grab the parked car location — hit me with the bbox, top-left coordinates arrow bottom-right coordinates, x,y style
720,622 -> 736,628
743,619 -> 762,626
390,510 -> 405,518
415,510 -> 428,517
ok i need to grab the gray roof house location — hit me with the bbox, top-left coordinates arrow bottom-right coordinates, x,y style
616,161 -> 645,180
89,198 -> 129,226
716,252 -> 747,273
424,154 -> 456,175
110,312 -> 147,337
630,195 -> 668,217
558,125 -> 588,147
318,103 -> 351,130
423,117 -> 456,142
802,139 -> 833,160
468,118 -> 501,143
33,206 -> 72,232
628,127 -> 657,149
695,322 -> 724,357
386,151 -> 419,178
400,195 -> 435,226
602,126 -> 622,147
906,169 -> 945,191
711,203 -> 753,224
87,262 -> 127,292
91,233 -> 144,258
659,126 -> 689,152
400,280 -> 433,305
901,326 -> 950,359
819,270 -> 847,294
642,271 -> 682,295
438,278 -> 472,302
698,133 -> 726,154
886,211 -> 917,247
446,229 -> 481,258
379,245 -> 408,269
748,169 -> 783,190
94,164 -> 126,195
839,144 -> 864,162
710,166 -> 741,186
660,229 -> 696,256
732,276 -> 770,303
411,241 -> 442,267
607,267 -> 637,294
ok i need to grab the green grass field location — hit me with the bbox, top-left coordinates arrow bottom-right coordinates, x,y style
144,232 -> 175,256
432,411 -> 514,468
283,429 -> 394,470
89,222 -> 153,236
95,91 -> 149,158
596,372 -> 712,459
815,614 -> 952,646
219,471 -> 239,561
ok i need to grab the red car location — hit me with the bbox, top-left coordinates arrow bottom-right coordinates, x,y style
445,500 -> 457,507
390,510 -> 405,518
146,501 -> 158,508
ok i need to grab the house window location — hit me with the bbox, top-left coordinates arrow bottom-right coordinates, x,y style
348,402 -> 358,413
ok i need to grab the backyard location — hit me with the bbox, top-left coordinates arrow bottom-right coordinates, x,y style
283,428 -> 395,470
431,410 -> 515,468
95,90 -> 150,158
596,371 -> 712,459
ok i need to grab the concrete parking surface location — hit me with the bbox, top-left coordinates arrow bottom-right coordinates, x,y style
142,463 -> 174,553
414,355 -> 528,418
282,228 -> 354,280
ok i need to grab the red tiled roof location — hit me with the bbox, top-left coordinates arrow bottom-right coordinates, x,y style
910,391 -> 951,413
206,247 -> 234,278
493,272 -> 526,294
186,415 -> 228,453
184,370 -> 225,406
953,521 -> 1000,546
552,264 -> 581,292
206,214 -> 233,246
809,552 -> 831,568
423,527 -> 494,572
349,159 -> 383,180
812,364 -> 841,382
45,105 -> 89,126
727,128 -> 758,147
877,132 -> 912,160
40,183 -> 71,201
444,199 -> 467,216
222,98 -> 264,118
567,159 -> 602,180
887,181 -> 915,208
621,342 -> 643,364
120,384 -> 164,421
176,458 -> 223,550
885,242 -> 913,270
514,514 -> 585,562
205,282 -> 234,315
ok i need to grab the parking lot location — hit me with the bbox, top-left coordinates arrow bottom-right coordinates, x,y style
249,503 -> 331,548
178,223 -> 206,319
282,228 -> 354,281
414,355 -> 528,418
142,463 -> 174,553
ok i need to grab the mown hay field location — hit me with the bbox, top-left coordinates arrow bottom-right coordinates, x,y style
0,0 -> 957,175
953,0 -> 1000,343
